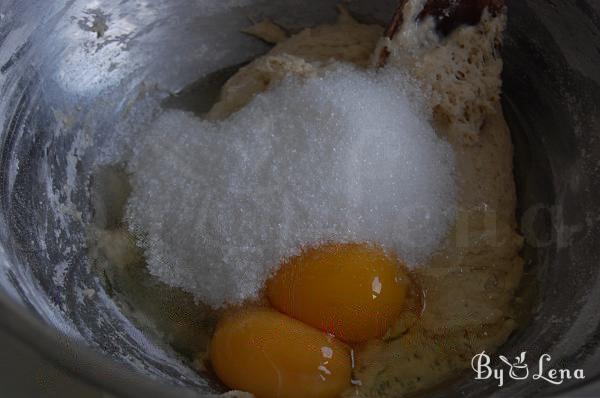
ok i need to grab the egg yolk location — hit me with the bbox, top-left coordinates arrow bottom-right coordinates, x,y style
267,243 -> 409,343
210,307 -> 352,398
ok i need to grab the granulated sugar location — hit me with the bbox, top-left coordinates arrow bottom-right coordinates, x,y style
126,65 -> 456,308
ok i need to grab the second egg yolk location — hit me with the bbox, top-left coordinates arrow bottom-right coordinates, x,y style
210,307 -> 352,398
267,243 -> 409,343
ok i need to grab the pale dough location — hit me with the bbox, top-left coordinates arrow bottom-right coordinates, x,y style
208,3 -> 523,397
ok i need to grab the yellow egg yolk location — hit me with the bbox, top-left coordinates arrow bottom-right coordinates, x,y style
267,243 -> 409,343
210,307 -> 352,398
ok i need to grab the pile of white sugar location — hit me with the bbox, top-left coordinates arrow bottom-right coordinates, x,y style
126,66 -> 456,308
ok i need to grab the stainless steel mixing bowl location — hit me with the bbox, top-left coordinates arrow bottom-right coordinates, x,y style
0,0 -> 599,396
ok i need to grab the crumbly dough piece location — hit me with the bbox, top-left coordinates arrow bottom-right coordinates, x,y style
242,20 -> 288,44
208,3 -> 523,397
374,2 -> 505,145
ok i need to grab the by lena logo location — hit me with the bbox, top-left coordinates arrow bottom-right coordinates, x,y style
471,351 -> 585,387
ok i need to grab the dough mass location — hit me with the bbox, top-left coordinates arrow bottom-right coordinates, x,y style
207,4 -> 523,397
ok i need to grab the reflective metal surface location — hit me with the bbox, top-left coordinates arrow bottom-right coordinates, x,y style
0,0 -> 599,396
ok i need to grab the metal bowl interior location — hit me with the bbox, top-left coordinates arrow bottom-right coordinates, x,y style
0,0 -> 599,396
